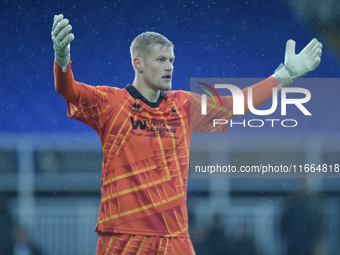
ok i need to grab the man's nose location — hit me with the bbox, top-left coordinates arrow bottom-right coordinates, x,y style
165,61 -> 173,71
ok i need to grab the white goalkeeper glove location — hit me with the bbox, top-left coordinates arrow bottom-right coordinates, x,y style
273,38 -> 322,90
51,14 -> 74,72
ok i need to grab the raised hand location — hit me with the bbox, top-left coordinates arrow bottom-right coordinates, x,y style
51,14 -> 74,72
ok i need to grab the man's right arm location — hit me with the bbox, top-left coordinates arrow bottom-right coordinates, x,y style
52,14 -> 79,105
54,60 -> 80,106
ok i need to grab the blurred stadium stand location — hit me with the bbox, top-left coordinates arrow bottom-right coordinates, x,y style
1,0 -> 340,254
1,132 -> 340,254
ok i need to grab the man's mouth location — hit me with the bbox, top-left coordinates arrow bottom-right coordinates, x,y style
162,74 -> 172,80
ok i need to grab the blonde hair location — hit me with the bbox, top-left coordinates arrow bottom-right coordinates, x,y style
130,32 -> 174,67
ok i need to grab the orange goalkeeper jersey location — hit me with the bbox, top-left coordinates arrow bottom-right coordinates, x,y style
54,62 -> 279,238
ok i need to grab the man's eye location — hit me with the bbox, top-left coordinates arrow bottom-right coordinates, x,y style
158,59 -> 164,62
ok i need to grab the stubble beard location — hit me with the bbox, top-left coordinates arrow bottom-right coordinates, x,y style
162,81 -> 172,91
155,79 -> 172,91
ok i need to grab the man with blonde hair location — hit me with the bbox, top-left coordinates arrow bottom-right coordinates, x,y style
52,14 -> 322,255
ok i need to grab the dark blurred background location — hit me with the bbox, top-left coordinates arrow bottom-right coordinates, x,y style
1,0 -> 340,254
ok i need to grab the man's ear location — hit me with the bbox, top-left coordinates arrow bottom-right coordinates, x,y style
133,57 -> 143,73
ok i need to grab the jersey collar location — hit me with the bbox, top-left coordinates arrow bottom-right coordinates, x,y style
125,84 -> 166,108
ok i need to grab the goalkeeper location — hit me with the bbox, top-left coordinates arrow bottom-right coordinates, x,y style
51,14 -> 322,255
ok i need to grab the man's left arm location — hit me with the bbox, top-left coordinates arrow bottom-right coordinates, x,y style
235,38 -> 322,117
